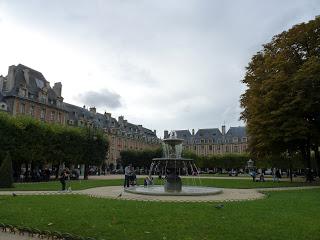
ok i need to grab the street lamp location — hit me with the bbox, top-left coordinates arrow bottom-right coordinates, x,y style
247,159 -> 254,171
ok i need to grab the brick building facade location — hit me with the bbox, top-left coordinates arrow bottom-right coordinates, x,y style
165,126 -> 248,156
0,64 -> 160,166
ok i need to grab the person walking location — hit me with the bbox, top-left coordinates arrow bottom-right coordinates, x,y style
250,170 -> 257,182
124,164 -> 132,188
275,169 -> 281,182
59,168 -> 69,191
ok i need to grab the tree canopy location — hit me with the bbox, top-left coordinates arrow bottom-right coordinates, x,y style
120,148 -> 162,168
0,112 -> 109,179
240,16 -> 320,170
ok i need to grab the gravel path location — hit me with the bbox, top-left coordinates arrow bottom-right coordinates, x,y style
0,232 -> 38,240
1,185 -> 319,202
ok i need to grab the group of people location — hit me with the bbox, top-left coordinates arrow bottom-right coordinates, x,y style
18,168 -> 51,182
250,169 -> 282,182
123,164 -> 137,188
124,164 -> 154,188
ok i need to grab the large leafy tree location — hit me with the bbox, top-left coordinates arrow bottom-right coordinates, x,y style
0,112 -> 109,181
240,16 -> 320,173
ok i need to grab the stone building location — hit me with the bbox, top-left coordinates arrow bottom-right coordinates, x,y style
164,126 -> 248,156
64,102 -> 160,166
0,64 -> 160,166
0,64 -> 67,124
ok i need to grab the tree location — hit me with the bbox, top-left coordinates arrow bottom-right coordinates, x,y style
240,16 -> 320,174
0,112 -> 109,181
120,148 -> 162,168
0,152 -> 14,188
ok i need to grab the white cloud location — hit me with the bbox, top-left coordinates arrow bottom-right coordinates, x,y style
0,0 -> 320,137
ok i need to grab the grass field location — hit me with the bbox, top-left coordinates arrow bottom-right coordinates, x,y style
0,189 -> 319,239
0,178 -> 318,191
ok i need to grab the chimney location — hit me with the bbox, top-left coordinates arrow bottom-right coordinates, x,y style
192,129 -> 195,135
0,76 -> 4,92
89,107 -> 96,114
6,65 -> 16,92
53,82 -> 62,97
153,130 -> 156,135
23,69 -> 30,85
118,116 -> 124,123
104,112 -> 111,119
164,130 -> 169,139
222,125 -> 226,135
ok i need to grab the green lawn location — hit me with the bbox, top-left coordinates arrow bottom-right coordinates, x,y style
0,179 -> 127,191
0,178 -> 317,191
0,189 -> 319,239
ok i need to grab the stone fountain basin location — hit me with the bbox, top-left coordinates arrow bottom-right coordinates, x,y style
124,185 -> 222,196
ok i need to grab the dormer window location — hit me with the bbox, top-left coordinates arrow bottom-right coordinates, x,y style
19,88 -> 27,97
39,92 -> 47,104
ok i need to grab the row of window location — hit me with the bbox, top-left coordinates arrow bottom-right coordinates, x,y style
195,137 -> 247,144
185,144 -> 247,153
18,102 -> 63,123
18,88 -> 62,108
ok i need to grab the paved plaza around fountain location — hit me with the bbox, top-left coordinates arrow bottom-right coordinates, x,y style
1,185 -> 319,202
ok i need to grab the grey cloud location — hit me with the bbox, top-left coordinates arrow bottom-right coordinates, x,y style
2,0 -> 320,136
77,89 -> 122,109
118,62 -> 158,87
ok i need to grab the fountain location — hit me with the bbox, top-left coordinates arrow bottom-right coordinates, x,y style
124,131 -> 222,196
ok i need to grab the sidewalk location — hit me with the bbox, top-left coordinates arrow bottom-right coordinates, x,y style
0,232 -> 38,240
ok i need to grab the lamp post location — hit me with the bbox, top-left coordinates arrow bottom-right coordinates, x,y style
247,159 -> 254,172
84,124 -> 97,180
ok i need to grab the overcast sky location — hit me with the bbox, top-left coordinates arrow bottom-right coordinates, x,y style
0,1 -> 319,137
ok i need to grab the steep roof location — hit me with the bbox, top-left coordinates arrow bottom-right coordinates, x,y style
225,126 -> 246,138
7,64 -> 61,105
170,126 -> 247,144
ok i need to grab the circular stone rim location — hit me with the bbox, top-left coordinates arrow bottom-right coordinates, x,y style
124,185 -> 223,196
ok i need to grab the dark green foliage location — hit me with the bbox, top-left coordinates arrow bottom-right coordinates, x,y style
0,152 -> 14,188
120,148 -> 162,168
183,150 -> 250,169
0,112 -> 109,175
240,16 -> 320,169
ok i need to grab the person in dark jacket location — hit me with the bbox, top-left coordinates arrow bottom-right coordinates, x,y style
59,168 -> 69,191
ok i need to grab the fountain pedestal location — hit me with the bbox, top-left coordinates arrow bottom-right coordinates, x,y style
124,131 -> 222,196
164,173 -> 182,192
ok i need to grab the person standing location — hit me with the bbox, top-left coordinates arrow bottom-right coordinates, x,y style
59,168 -> 69,191
124,164 -> 132,188
250,170 -> 256,182
275,169 -> 281,182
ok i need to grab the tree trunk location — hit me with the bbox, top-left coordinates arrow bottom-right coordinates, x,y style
55,164 -> 60,180
314,145 -> 320,177
84,164 -> 89,180
12,162 -> 21,182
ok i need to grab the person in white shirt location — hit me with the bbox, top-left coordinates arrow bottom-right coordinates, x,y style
124,164 -> 132,188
